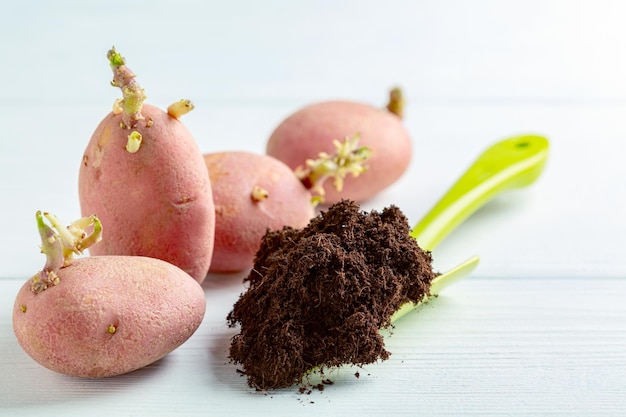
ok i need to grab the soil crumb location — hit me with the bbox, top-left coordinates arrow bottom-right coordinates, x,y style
227,200 -> 435,391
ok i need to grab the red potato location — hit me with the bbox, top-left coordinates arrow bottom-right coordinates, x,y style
12,212 -> 206,378
204,151 -> 315,272
13,256 -> 205,378
266,88 -> 412,204
79,48 -> 214,283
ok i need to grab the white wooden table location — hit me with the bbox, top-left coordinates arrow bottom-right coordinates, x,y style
1,1 -> 625,415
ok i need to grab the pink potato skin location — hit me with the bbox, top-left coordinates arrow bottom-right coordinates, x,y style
79,104 -> 215,283
204,151 -> 315,272
266,100 -> 412,204
12,256 -> 206,378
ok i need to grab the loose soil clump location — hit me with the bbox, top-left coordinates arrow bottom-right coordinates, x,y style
227,200 -> 436,390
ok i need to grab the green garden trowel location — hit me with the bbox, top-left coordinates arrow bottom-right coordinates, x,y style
392,134 -> 550,322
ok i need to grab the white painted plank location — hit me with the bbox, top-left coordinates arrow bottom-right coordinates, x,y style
1,276 -> 625,416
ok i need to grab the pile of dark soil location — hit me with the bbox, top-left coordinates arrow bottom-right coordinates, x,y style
227,200 -> 435,390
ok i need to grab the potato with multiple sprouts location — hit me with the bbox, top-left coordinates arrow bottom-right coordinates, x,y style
266,87 -> 412,204
79,47 -> 215,283
204,136 -> 371,272
13,212 -> 206,378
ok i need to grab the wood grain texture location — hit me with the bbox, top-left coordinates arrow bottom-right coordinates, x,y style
2,276 -> 625,416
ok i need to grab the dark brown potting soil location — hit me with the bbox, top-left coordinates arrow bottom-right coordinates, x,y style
227,200 -> 436,390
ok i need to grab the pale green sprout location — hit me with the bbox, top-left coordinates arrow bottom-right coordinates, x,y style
30,211 -> 63,293
30,212 -> 103,293
106,47 -> 194,154
295,134 -> 372,204
167,99 -> 195,119
126,131 -> 143,153
107,46 -> 147,130
250,185 -> 270,202
386,86 -> 405,119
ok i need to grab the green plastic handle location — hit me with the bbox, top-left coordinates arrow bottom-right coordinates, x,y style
410,134 -> 550,252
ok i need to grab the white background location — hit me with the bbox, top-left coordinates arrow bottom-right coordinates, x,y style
1,1 -> 625,415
